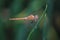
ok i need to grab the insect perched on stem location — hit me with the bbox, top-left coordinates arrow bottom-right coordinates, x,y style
9,15 -> 38,22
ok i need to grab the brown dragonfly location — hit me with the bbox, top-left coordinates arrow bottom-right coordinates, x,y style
9,15 -> 38,22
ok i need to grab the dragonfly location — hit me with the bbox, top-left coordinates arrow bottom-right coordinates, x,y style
9,15 -> 38,22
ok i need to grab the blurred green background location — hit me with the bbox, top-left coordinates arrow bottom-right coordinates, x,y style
0,0 -> 60,40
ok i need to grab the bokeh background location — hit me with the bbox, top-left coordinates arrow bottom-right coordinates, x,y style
0,0 -> 60,40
